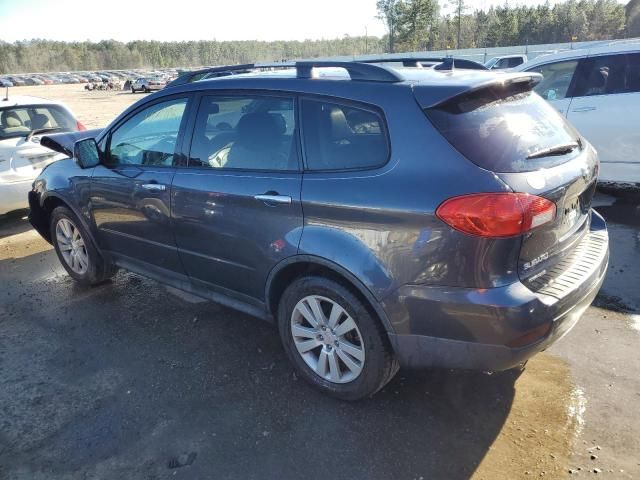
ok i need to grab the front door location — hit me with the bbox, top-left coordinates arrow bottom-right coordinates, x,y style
566,52 -> 640,183
90,96 -> 190,273
171,93 -> 303,302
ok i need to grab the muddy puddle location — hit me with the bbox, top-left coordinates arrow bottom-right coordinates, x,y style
472,354 -> 579,479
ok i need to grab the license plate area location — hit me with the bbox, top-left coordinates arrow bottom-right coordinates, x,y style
561,195 -> 580,228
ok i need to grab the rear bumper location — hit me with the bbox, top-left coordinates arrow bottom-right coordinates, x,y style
0,179 -> 32,215
384,210 -> 609,371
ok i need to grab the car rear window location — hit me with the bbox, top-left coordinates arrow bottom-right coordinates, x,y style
0,105 -> 76,140
425,85 -> 582,173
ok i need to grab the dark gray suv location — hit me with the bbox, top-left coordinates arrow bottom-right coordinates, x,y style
29,61 -> 609,400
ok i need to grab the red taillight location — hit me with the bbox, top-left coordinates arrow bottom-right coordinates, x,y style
76,120 -> 87,131
436,193 -> 556,238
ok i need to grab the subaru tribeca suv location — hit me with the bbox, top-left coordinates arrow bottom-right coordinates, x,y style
29,61 -> 609,400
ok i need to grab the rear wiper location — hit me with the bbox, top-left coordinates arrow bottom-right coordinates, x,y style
526,142 -> 579,160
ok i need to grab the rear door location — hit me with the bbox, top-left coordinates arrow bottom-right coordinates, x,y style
90,95 -> 190,273
566,52 -> 640,182
171,93 -> 303,302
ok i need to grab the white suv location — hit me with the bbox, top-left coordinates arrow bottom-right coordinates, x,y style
516,41 -> 640,186
0,95 -> 83,214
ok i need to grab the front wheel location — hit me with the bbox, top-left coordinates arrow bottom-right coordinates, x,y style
50,206 -> 116,285
278,276 -> 398,400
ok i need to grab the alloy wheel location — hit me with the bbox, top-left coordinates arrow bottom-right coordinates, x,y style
290,295 -> 365,384
55,218 -> 89,275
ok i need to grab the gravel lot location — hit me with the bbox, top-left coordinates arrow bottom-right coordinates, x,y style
0,85 -> 638,479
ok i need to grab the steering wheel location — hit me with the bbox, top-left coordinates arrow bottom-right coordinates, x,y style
111,142 -> 143,164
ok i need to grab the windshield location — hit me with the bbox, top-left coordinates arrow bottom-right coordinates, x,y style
484,58 -> 499,68
425,84 -> 582,173
0,105 -> 76,140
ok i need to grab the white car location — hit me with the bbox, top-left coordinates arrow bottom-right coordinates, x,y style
485,54 -> 528,70
0,95 -> 84,215
515,41 -> 640,186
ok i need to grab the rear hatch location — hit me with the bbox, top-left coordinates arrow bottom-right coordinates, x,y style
0,136 -> 67,183
423,78 -> 599,293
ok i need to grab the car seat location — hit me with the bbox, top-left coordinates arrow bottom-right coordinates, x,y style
226,112 -> 286,170
31,112 -> 52,130
0,111 -> 30,136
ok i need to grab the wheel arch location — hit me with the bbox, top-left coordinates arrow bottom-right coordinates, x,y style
265,255 -> 394,333
31,192 -> 100,249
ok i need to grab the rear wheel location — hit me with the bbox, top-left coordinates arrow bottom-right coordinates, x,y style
50,206 -> 115,285
278,276 -> 398,400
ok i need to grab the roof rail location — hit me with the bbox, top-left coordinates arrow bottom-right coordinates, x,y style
361,56 -> 488,71
295,61 -> 403,82
167,62 -> 292,87
166,60 -> 404,87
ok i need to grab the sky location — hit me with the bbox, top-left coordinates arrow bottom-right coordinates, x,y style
0,0 -> 629,43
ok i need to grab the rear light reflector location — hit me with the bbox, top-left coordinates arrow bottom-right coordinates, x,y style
506,322 -> 552,348
436,193 -> 556,238
76,120 -> 87,131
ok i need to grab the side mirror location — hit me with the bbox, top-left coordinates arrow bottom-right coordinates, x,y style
74,138 -> 100,168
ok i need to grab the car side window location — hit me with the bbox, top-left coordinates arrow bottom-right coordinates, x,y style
106,97 -> 187,167
508,57 -> 523,68
572,54 -> 631,97
188,95 -> 297,171
301,98 -> 389,171
528,60 -> 579,100
626,53 -> 640,93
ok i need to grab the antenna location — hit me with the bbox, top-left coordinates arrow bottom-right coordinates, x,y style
3,86 -> 8,101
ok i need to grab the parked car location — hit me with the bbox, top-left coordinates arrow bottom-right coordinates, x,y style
485,54 -> 528,70
0,95 -> 85,215
515,40 -> 640,186
24,77 -> 43,86
130,77 -> 166,93
0,78 -> 13,88
6,76 -> 26,87
35,76 -> 53,85
30,61 -> 609,400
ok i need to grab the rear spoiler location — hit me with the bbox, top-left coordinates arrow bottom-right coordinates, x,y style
413,72 -> 543,109
40,128 -> 102,157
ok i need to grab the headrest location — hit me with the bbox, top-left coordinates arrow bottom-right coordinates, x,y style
235,112 -> 281,145
327,106 -> 352,141
31,113 -> 51,130
269,113 -> 287,135
1,111 -> 22,128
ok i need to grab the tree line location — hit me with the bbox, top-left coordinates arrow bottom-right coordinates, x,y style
378,0 -> 633,52
0,0 -> 637,74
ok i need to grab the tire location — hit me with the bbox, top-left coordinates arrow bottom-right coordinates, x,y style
278,276 -> 398,400
131,87 -> 136,93
50,206 -> 116,286
144,87 -> 149,93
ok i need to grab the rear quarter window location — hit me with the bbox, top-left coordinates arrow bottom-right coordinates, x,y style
301,98 -> 389,171
425,85 -> 582,173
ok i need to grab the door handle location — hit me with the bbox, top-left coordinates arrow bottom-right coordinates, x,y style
572,106 -> 596,113
254,194 -> 292,205
141,183 -> 167,191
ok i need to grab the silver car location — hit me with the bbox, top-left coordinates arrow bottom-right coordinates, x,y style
130,77 -> 166,93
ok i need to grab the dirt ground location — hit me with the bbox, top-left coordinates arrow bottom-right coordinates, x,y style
0,84 -> 639,479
